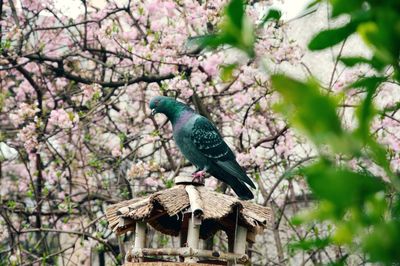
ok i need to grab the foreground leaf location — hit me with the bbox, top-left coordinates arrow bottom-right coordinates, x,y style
271,74 -> 356,154
309,22 -> 356,50
303,161 -> 386,215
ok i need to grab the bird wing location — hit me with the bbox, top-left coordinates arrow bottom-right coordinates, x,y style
191,116 -> 255,189
191,116 -> 234,160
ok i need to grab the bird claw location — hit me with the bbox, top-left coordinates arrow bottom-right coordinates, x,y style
192,170 -> 206,183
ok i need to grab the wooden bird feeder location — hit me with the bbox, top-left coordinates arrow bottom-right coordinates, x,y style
106,176 -> 272,265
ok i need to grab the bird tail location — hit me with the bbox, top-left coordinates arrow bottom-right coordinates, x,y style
208,165 -> 254,200
215,160 -> 256,189
230,180 -> 254,200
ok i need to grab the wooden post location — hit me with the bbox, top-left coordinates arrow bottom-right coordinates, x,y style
134,222 -> 147,262
233,226 -> 247,265
185,213 -> 201,263
185,186 -> 204,218
128,247 -> 248,263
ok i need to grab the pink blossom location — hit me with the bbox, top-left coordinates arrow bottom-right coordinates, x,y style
180,87 -> 193,98
48,109 -> 78,129
333,69 -> 364,92
81,83 -> 102,104
9,103 -> 39,127
21,0 -> 44,11
190,72 -> 207,92
159,64 -> 177,76
150,19 -> 166,32
382,117 -> 398,128
390,157 -> 400,172
18,123 -> 39,153
237,152 -> 252,167
16,80 -> 35,101
55,78 -> 68,91
44,171 -> 57,186
144,177 -> 159,187
45,98 -> 55,109
9,113 -> 23,127
233,124 -> 244,135
164,1 -> 176,16
233,93 -> 251,107
376,83 -> 400,108
127,162 -> 147,178
202,54 -> 222,76
230,80 -> 242,91
250,147 -> 264,166
120,28 -> 138,42
59,191 -> 66,200
111,147 -> 122,157
175,79 -> 192,98
145,0 -> 160,14
383,136 -> 400,152
18,179 -> 29,193
90,9 -> 107,20
333,80 -> 345,92
240,66 -> 257,85
275,133 -> 295,157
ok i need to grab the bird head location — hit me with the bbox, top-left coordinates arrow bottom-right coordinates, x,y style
149,96 -> 194,123
149,96 -> 174,116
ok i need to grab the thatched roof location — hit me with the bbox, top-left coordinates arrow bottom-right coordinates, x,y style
106,178 -> 272,240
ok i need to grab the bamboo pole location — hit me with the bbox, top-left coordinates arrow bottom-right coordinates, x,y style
233,226 -> 247,265
125,263 -> 215,266
184,185 -> 204,263
185,186 -> 203,218
233,226 -> 247,254
185,213 -> 201,263
134,222 -> 147,262
129,247 -> 248,264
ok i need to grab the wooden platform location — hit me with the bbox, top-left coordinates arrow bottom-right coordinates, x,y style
125,263 -> 219,266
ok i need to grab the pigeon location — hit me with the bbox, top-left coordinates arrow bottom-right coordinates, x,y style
149,96 -> 256,200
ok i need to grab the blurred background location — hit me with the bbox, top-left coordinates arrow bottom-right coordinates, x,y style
0,0 -> 399,265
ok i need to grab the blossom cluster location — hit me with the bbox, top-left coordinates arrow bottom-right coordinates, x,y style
0,0 -> 398,265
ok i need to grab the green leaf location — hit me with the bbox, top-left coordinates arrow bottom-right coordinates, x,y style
349,76 -> 385,142
339,56 -> 371,67
271,75 -> 351,153
333,222 -> 357,244
367,140 -> 399,191
226,0 -> 244,30
289,237 -> 331,252
349,76 -> 386,89
308,22 -> 356,50
220,64 -> 237,82
261,9 -> 281,26
325,255 -> 349,266
196,0 -> 255,57
348,77 -> 393,179
360,9 -> 400,64
303,161 -> 386,214
330,0 -> 363,17
306,0 -> 321,9
362,221 -> 400,264
340,56 -> 386,71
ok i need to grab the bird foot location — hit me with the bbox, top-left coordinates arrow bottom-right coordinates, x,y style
192,171 -> 206,183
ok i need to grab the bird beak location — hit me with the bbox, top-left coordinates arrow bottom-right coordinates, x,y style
151,109 -> 156,116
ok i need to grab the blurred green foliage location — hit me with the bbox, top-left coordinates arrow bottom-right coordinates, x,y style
309,0 -> 400,81
202,0 -> 400,264
273,74 -> 399,264
198,0 -> 255,57
261,8 -> 282,26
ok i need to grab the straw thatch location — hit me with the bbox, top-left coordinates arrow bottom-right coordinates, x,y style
106,181 -> 272,240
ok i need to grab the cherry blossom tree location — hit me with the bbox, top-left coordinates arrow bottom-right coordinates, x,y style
0,0 -> 399,265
